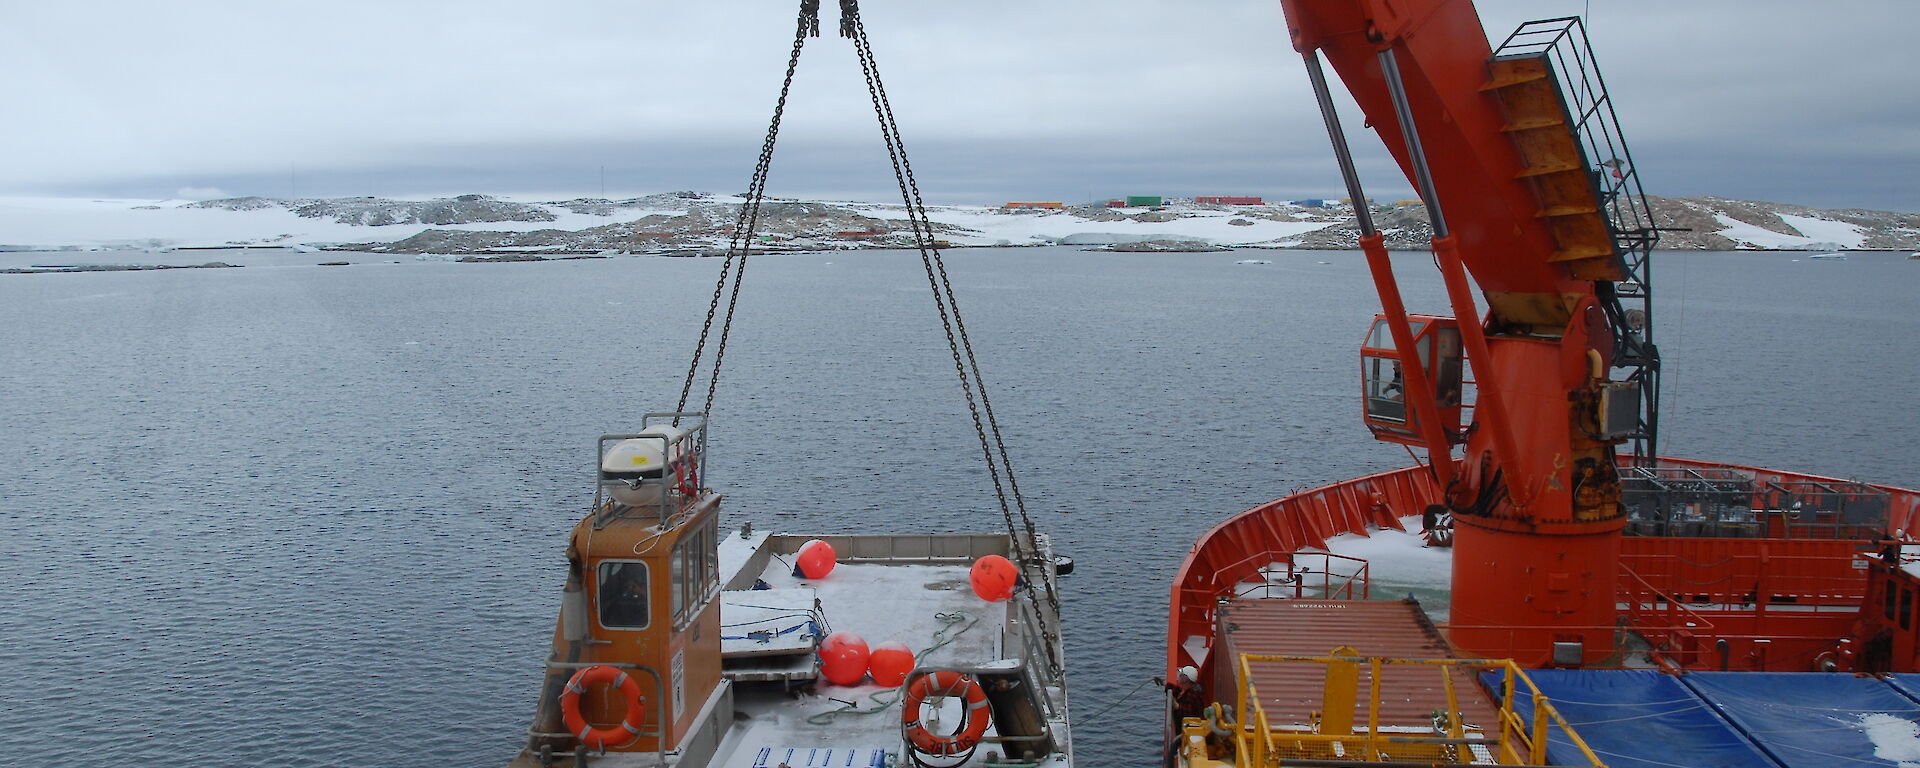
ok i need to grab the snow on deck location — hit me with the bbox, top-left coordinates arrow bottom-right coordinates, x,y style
755,560 -> 1004,673
717,528 -> 771,588
1858,713 -> 1920,766
706,555 -> 1011,765
1312,515 -> 1451,587
1307,515 -> 1454,618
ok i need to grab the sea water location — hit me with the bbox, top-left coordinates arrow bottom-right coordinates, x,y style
2,247 -> 1917,766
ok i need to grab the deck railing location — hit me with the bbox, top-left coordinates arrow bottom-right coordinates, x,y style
1226,652 -> 1604,766
592,412 -> 710,530
1230,552 -> 1372,601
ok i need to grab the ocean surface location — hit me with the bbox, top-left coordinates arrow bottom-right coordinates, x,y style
3,246 -> 1917,766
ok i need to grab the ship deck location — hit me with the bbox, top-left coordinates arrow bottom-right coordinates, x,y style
712,551 -> 1005,765
703,532 -> 1067,768
508,530 -> 1070,768
1213,597 -> 1503,734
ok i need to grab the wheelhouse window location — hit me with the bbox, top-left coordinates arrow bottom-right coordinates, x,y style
597,561 -> 650,629
671,515 -> 721,629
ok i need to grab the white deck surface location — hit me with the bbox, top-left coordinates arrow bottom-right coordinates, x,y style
721,589 -> 821,659
708,557 -> 1012,765
717,529 -> 772,587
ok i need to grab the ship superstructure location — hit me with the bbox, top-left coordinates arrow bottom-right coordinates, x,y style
1167,1 -> 1920,765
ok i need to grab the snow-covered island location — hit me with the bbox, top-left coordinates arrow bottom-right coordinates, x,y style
1,192 -> 1915,257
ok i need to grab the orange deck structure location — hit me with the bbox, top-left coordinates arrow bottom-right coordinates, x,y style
1170,458 -> 1920,686
1162,0 -> 1919,764
1213,599 -> 1500,731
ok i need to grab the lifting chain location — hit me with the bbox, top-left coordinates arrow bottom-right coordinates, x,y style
676,0 -> 821,418
836,0 -> 1062,677
676,0 -> 1062,679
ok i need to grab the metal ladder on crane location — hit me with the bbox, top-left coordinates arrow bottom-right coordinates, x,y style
1481,16 -> 1664,466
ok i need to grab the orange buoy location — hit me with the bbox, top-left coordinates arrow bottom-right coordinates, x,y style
558,665 -> 647,750
820,640 -> 870,686
969,555 -> 1017,602
900,670 -> 992,757
796,539 -> 837,579
868,641 -> 914,687
823,630 -> 868,656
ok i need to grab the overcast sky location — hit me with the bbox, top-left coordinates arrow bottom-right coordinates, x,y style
3,1 -> 1915,211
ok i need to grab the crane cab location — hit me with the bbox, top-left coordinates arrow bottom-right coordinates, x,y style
1359,314 -> 1464,446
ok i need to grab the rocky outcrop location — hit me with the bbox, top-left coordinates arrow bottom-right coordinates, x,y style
2,262 -> 237,274
189,194 -> 559,226
182,191 -> 1920,254
548,191 -> 709,216
184,197 -> 280,212
1647,195 -> 1920,250
1280,205 -> 1436,251
295,194 -> 556,226
1270,196 -> 1920,251
354,200 -> 973,254
1094,239 -> 1230,252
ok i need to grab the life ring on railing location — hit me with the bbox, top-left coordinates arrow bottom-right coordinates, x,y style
559,665 -> 647,750
900,670 -> 992,757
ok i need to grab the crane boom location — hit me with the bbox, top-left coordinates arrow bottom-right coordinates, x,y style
1282,0 -> 1659,664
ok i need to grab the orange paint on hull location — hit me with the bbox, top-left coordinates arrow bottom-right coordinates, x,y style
1448,518 -> 1621,665
1169,457 -> 1920,700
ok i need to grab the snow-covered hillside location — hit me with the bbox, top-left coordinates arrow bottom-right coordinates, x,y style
1,192 -> 1914,255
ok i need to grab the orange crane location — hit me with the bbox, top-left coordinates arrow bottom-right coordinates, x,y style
1281,0 -> 1661,664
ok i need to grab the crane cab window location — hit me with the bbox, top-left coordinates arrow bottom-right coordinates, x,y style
1360,317 -> 1463,426
1364,318 -> 1429,350
1364,357 -> 1407,422
1362,318 -> 1426,424
1431,327 -> 1463,407
597,561 -> 651,629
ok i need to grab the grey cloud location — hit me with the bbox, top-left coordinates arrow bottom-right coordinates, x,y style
2,0 -> 1913,211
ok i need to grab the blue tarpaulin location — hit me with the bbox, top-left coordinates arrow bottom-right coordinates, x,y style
1683,672 -> 1920,768
1884,673 -> 1920,706
1483,669 -> 1779,768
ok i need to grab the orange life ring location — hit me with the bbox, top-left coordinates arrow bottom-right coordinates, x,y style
900,670 -> 992,756
559,665 -> 647,751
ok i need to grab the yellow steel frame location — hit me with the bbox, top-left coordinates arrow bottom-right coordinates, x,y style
1208,651 -> 1606,766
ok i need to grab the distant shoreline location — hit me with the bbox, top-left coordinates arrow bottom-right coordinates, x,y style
3,245 -> 1913,277
3,192 -> 1915,256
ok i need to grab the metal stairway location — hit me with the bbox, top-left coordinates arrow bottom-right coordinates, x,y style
1483,16 -> 1664,465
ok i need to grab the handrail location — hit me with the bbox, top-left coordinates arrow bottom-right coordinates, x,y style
1230,553 -> 1373,601
1010,590 -> 1059,698
1228,652 -> 1606,767
1494,15 -> 1663,464
592,412 -> 710,530
1619,564 -> 1721,633
532,659 -> 669,765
